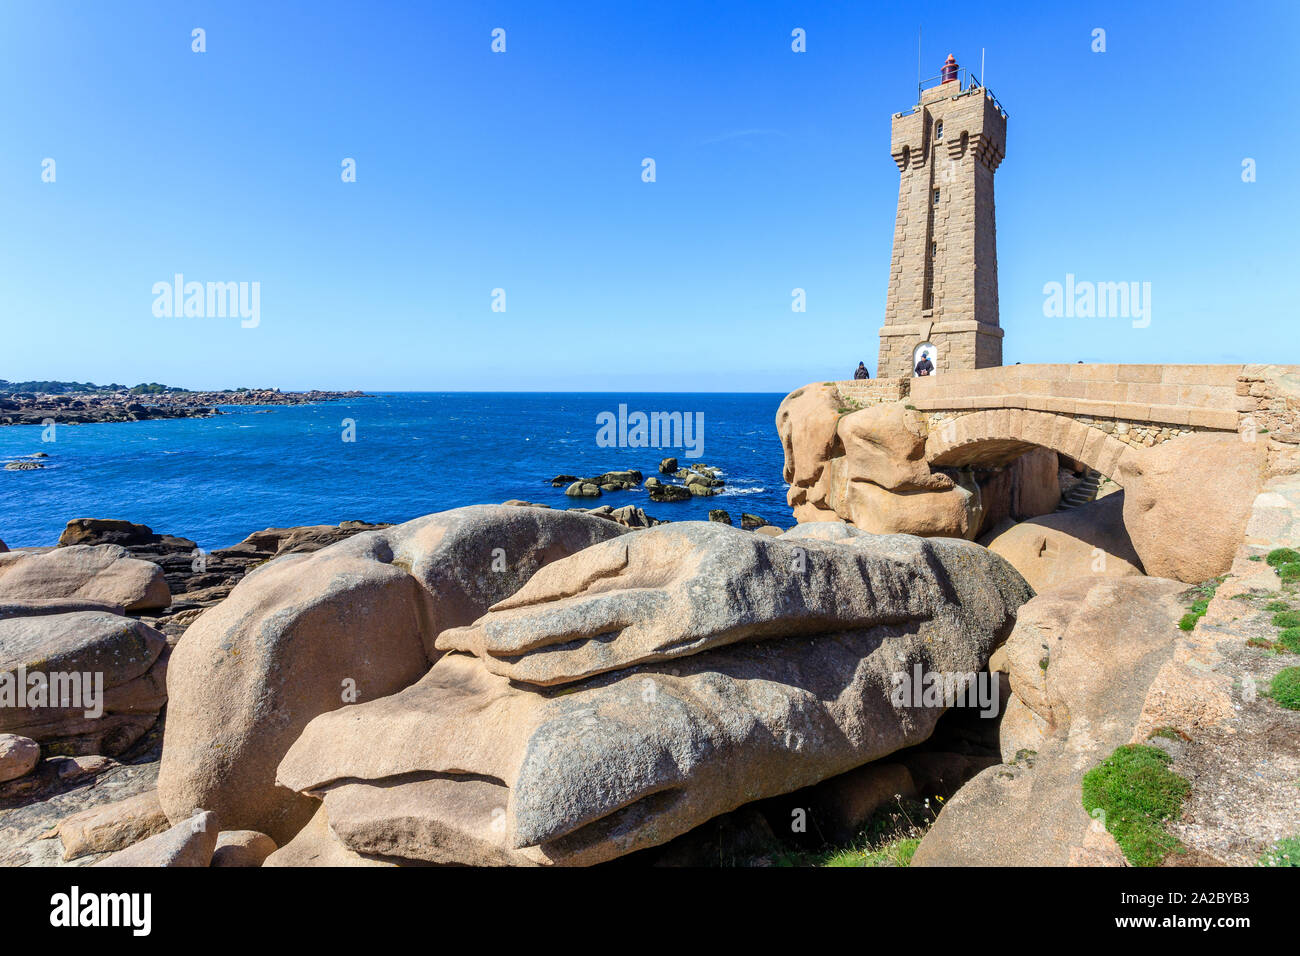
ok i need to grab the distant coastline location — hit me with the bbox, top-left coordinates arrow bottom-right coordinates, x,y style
0,380 -> 366,427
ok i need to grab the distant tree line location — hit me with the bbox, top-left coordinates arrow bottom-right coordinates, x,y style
0,379 -> 190,394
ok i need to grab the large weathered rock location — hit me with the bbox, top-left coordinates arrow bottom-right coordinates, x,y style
913,576 -> 1186,866
278,524 -> 1031,865
438,522 -> 1006,686
833,404 -> 952,494
58,518 -> 160,548
982,492 -> 1144,593
0,545 -> 169,611
158,553 -> 431,845
1120,433 -> 1267,583
95,810 -> 219,867
777,391 -> 982,538
775,383 -> 844,522
263,805 -> 395,867
0,611 -> 168,755
0,733 -> 39,783
216,520 -> 392,559
211,830 -> 278,867
999,576 -> 1187,735
56,790 -> 170,860
158,505 -> 627,845
829,467 -> 982,538
0,598 -> 125,620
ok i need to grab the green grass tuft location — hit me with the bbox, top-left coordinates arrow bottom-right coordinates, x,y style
1258,836 -> 1300,867
818,838 -> 920,868
1267,667 -> 1300,710
1177,585 -> 1220,632
1266,600 -> 1292,612
1081,744 -> 1189,867
1267,548 -> 1300,567
1273,610 -> 1300,629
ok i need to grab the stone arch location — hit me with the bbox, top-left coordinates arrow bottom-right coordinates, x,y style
924,408 -> 1135,479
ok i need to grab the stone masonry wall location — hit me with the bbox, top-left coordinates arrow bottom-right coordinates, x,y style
879,83 -> 1006,379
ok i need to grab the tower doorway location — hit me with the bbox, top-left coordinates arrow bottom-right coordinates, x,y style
913,342 -> 937,376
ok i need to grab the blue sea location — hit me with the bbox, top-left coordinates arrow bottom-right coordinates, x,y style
0,393 -> 791,549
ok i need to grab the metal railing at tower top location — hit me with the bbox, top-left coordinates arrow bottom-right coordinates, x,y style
898,68 -> 1009,119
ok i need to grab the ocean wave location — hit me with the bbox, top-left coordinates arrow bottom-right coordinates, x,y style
712,486 -> 764,496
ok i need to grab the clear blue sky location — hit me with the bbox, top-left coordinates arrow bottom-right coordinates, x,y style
2,0 -> 1296,392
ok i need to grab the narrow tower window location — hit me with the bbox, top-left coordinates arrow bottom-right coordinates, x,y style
934,120 -> 944,142
933,189 -> 940,206
931,242 -> 937,258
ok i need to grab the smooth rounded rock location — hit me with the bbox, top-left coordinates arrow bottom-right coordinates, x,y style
0,733 -> 39,783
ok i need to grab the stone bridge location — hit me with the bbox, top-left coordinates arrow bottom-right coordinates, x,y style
782,363 -> 1300,582
835,363 -> 1295,479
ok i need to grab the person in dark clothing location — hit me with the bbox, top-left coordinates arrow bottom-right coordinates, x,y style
914,354 -> 934,376
853,362 -> 869,380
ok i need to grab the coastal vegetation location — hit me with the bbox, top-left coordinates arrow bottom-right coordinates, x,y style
1177,578 -> 1223,631
1081,744 -> 1190,867
1266,666 -> 1300,710
1258,836 -> 1300,866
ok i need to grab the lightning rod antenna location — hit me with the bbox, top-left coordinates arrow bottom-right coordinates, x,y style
916,27 -> 922,96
